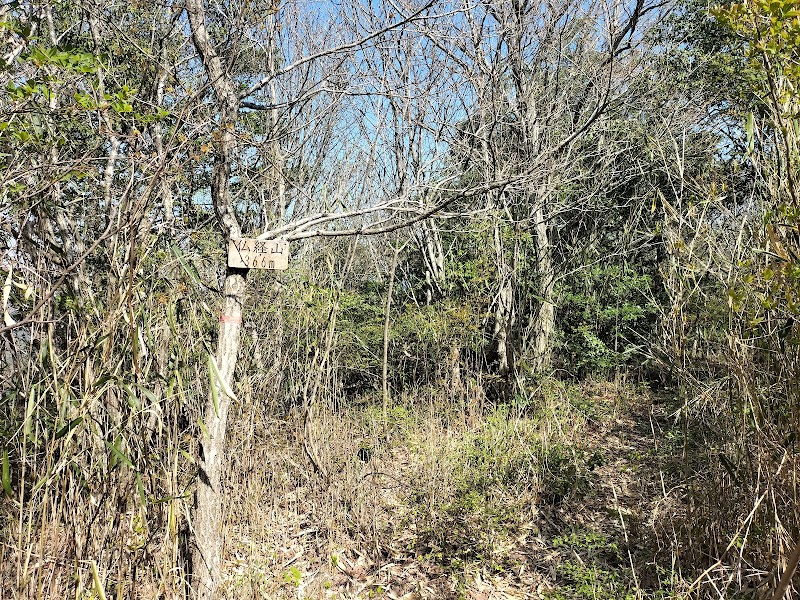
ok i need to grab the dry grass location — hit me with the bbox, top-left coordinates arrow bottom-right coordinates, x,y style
3,372 -> 797,599
210,380 -> 682,600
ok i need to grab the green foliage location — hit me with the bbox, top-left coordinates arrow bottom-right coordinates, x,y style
556,266 -> 656,375
403,407 -> 541,570
552,531 -> 618,554
547,532 -> 637,600
714,0 -> 800,78
25,45 -> 99,73
283,566 -> 302,587
537,442 -> 595,506
400,403 -> 601,572
713,0 -> 800,376
440,226 -> 498,300
659,0 -> 761,110
548,562 -> 636,600
331,279 -> 483,393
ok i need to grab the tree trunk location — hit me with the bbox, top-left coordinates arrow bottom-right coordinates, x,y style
492,221 -> 515,379
185,1 -> 244,595
382,237 -> 401,425
420,221 -> 444,305
192,269 -> 246,600
531,204 -> 554,373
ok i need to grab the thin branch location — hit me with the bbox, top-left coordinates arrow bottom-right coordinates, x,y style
239,0 -> 438,100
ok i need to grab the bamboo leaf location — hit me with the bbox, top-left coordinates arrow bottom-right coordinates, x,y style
136,384 -> 157,404
105,438 -> 134,469
2,268 -> 14,326
198,418 -> 209,439
24,389 -> 36,442
136,471 -> 147,507
718,453 -> 741,485
208,353 -> 237,402
90,560 -> 108,600
54,416 -> 83,440
93,374 -> 114,389
167,301 -> 177,333
92,333 -> 110,349
2,449 -> 12,498
32,473 -> 50,494
170,244 -> 201,286
123,383 -> 141,409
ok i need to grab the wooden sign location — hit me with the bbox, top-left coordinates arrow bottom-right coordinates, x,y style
228,238 -> 289,270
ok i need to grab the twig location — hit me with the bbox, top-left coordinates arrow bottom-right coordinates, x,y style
611,484 -> 640,592
771,540 -> 800,600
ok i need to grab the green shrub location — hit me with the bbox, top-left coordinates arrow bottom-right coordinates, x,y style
556,265 -> 656,376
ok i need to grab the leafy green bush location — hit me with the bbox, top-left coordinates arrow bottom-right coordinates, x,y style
556,265 -> 656,376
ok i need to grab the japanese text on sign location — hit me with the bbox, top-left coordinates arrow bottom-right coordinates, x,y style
227,238 -> 289,270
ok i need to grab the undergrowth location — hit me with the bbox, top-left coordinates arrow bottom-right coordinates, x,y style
4,376 -> 779,599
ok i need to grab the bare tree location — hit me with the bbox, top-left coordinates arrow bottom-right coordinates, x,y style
179,0 -> 474,595
408,0 -> 673,382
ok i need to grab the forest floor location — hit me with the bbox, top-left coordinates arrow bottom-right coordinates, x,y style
219,380 -> 690,600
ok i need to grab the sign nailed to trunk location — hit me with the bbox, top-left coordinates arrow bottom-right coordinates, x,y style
228,238 -> 289,270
